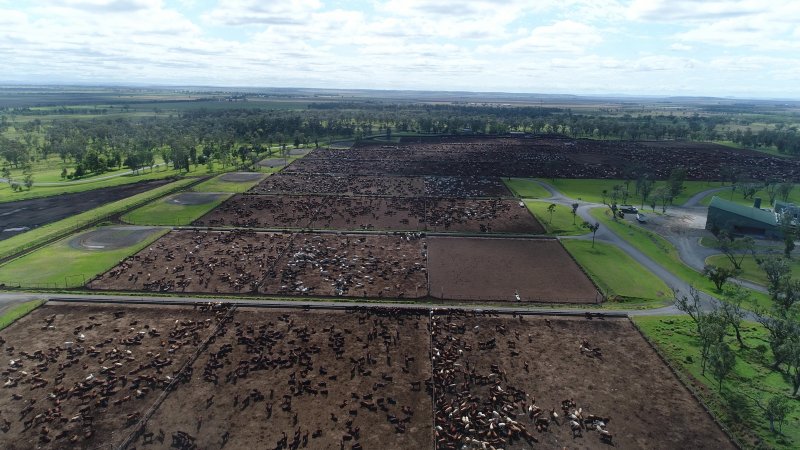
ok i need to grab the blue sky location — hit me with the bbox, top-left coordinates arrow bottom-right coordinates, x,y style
1,0 -> 799,98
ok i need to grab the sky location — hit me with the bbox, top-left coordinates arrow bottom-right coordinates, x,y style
1,0 -> 799,98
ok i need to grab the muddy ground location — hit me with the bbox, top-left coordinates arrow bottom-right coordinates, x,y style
427,237 -> 599,303
196,195 -> 543,234
0,179 -> 172,241
0,304 -> 735,450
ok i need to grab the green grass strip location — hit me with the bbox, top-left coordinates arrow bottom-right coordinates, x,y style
0,299 -> 45,331
502,178 -> 551,198
524,200 -> 585,236
562,239 -> 670,305
0,178 -> 196,260
634,315 -> 799,449
121,193 -> 232,226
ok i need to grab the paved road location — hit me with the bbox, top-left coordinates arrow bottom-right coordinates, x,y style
526,179 -> 749,316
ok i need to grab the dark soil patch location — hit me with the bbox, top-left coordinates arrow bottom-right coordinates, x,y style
67,226 -> 163,251
258,158 -> 288,168
218,172 -> 264,182
0,179 -> 172,241
427,236 -> 600,302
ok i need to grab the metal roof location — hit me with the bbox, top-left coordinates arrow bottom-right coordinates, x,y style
708,196 -> 777,226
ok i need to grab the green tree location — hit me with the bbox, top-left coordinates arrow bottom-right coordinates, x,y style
582,221 -> 600,248
758,256 -> 791,293
708,342 -> 735,392
547,203 -> 556,224
697,312 -> 726,376
715,230 -> 754,271
720,285 -> 748,349
667,167 -> 687,202
703,264 -> 738,291
571,202 -> 579,225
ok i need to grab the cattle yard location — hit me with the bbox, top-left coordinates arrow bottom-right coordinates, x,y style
0,302 -> 736,450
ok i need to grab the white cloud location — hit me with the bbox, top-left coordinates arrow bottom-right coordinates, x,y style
487,20 -> 603,55
204,0 -> 323,26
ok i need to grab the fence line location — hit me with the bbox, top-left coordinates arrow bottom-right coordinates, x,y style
628,319 -> 743,449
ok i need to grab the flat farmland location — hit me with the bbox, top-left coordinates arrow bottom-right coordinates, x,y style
0,304 -> 736,450
88,230 -> 293,294
427,236 -> 600,303
311,196 -> 424,231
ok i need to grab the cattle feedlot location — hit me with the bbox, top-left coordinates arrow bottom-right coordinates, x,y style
0,302 -> 735,450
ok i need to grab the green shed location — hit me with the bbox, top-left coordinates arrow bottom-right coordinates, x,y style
705,196 -> 781,239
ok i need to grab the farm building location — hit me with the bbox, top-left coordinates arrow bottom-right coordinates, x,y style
705,196 -> 781,238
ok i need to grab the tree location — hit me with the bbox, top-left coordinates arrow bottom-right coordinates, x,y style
780,214 -> 795,258
652,185 -> 670,213
547,203 -> 556,224
23,172 -> 33,190
60,167 -> 67,179
769,277 -> 800,316
777,182 -> 793,202
738,182 -> 759,201
708,342 -> 735,392
582,221 -> 600,248
750,395 -> 793,434
780,339 -> 800,396
764,180 -> 779,205
667,167 -> 687,202
757,315 -> 795,369
674,285 -> 703,331
715,230 -> 754,271
600,189 -> 608,205
758,256 -> 791,293
697,312 -> 726,375
638,177 -> 654,209
571,202 -> 579,225
703,264 -> 738,291
720,285 -> 748,349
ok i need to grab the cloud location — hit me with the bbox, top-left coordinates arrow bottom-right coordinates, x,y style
487,20 -> 604,55
627,0 -> 766,22
204,0 -> 322,26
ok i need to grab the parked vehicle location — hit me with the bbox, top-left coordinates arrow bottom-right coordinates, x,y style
636,213 -> 647,223
620,205 -> 638,214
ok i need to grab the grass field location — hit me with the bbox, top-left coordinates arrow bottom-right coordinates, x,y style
0,178 -> 195,260
192,173 -> 268,193
705,254 -> 800,287
121,193 -> 232,226
562,239 -> 670,305
700,187 -> 800,207
0,228 -> 169,288
0,164 -> 211,203
0,299 -> 45,331
524,200 -> 585,236
589,207 -> 773,311
634,315 -> 800,449
502,178 -> 551,198
537,178 -> 725,206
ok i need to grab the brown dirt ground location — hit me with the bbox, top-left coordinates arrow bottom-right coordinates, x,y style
141,308 -> 433,450
427,237 -> 600,303
429,313 -> 736,450
0,304 -> 736,450
88,230 -> 294,294
197,195 -> 543,234
0,302 -> 225,450
261,233 -> 428,299
194,195 -> 323,228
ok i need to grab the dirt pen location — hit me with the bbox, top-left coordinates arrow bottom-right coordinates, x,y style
427,236 -> 600,303
195,195 -> 543,234
250,174 -> 511,198
0,302 -> 736,450
88,230 -> 596,304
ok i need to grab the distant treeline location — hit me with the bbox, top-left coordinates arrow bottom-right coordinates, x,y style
1,103 -> 799,178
